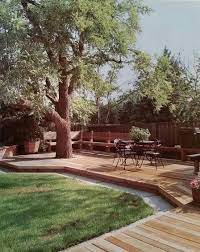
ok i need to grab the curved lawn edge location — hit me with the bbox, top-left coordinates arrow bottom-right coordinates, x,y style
0,173 -> 153,252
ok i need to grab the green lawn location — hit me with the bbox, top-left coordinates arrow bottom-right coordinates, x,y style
0,174 -> 153,252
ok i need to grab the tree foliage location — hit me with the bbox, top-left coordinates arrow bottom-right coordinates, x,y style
106,49 -> 200,124
0,0 -> 149,107
0,0 -> 150,157
174,56 -> 200,122
71,96 -> 97,124
134,50 -> 173,110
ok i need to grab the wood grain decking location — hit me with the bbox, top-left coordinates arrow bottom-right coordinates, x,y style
66,206 -> 200,252
0,151 -> 196,206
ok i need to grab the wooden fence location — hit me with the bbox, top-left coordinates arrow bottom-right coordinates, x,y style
1,120 -> 200,148
72,122 -> 200,147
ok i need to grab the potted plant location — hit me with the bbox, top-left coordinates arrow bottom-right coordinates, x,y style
24,125 -> 42,154
190,177 -> 200,204
129,126 -> 151,142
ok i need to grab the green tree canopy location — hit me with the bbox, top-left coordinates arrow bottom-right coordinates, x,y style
109,49 -> 199,124
0,0 -> 150,157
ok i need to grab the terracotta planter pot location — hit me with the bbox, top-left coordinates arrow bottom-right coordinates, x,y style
24,140 -> 40,154
192,188 -> 200,204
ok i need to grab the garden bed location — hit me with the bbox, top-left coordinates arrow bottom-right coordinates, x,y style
0,174 -> 153,252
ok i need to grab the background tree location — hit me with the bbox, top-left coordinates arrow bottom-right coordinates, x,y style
104,65 -> 120,124
107,48 -> 195,124
124,49 -> 193,123
134,50 -> 173,111
174,56 -> 200,122
71,95 -> 97,125
0,0 -> 149,158
85,64 -> 120,124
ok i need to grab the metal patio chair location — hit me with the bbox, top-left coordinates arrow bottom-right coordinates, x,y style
144,141 -> 164,171
113,139 -> 136,169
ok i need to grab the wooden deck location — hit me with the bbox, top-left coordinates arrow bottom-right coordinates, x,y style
66,206 -> 200,252
0,151 -> 196,206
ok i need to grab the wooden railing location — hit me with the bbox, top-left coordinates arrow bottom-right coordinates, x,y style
72,122 -> 200,147
78,131 -> 130,152
75,130 -> 200,161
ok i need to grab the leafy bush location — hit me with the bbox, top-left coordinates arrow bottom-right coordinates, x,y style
130,126 -> 150,142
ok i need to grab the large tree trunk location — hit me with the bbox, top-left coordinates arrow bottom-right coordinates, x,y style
55,115 -> 72,159
45,55 -> 74,158
47,97 -> 72,159
45,62 -> 73,158
50,53 -> 73,159
55,74 -> 73,158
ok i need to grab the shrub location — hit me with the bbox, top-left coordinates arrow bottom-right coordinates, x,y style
130,126 -> 150,142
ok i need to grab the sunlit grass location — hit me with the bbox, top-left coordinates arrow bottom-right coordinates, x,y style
0,174 -> 153,252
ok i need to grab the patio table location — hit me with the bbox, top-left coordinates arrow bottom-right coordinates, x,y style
120,140 -> 161,169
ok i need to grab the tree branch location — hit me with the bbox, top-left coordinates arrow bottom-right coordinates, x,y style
46,93 -> 58,105
21,0 -> 57,64
70,31 -> 85,57
68,76 -> 76,95
78,31 -> 85,57
45,77 -> 58,105
88,52 -> 134,65
45,109 -> 66,128
21,0 -> 39,6
67,67 -> 79,95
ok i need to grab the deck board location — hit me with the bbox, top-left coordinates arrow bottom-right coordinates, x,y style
91,238 -> 126,252
144,219 -> 200,243
123,229 -> 183,252
157,215 -> 200,232
138,224 -> 200,251
106,235 -> 144,252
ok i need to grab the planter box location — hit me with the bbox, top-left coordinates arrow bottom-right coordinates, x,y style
24,140 -> 40,154
192,188 -> 200,204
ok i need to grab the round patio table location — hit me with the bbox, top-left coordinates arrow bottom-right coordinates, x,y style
120,140 -> 161,168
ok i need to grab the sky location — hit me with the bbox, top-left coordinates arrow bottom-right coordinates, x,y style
118,0 -> 200,88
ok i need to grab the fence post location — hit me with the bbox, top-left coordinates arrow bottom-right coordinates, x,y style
79,130 -> 83,150
106,131 -> 111,152
90,130 -> 94,151
181,148 -> 186,161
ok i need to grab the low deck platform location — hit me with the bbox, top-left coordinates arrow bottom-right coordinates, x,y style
0,151 -> 197,207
